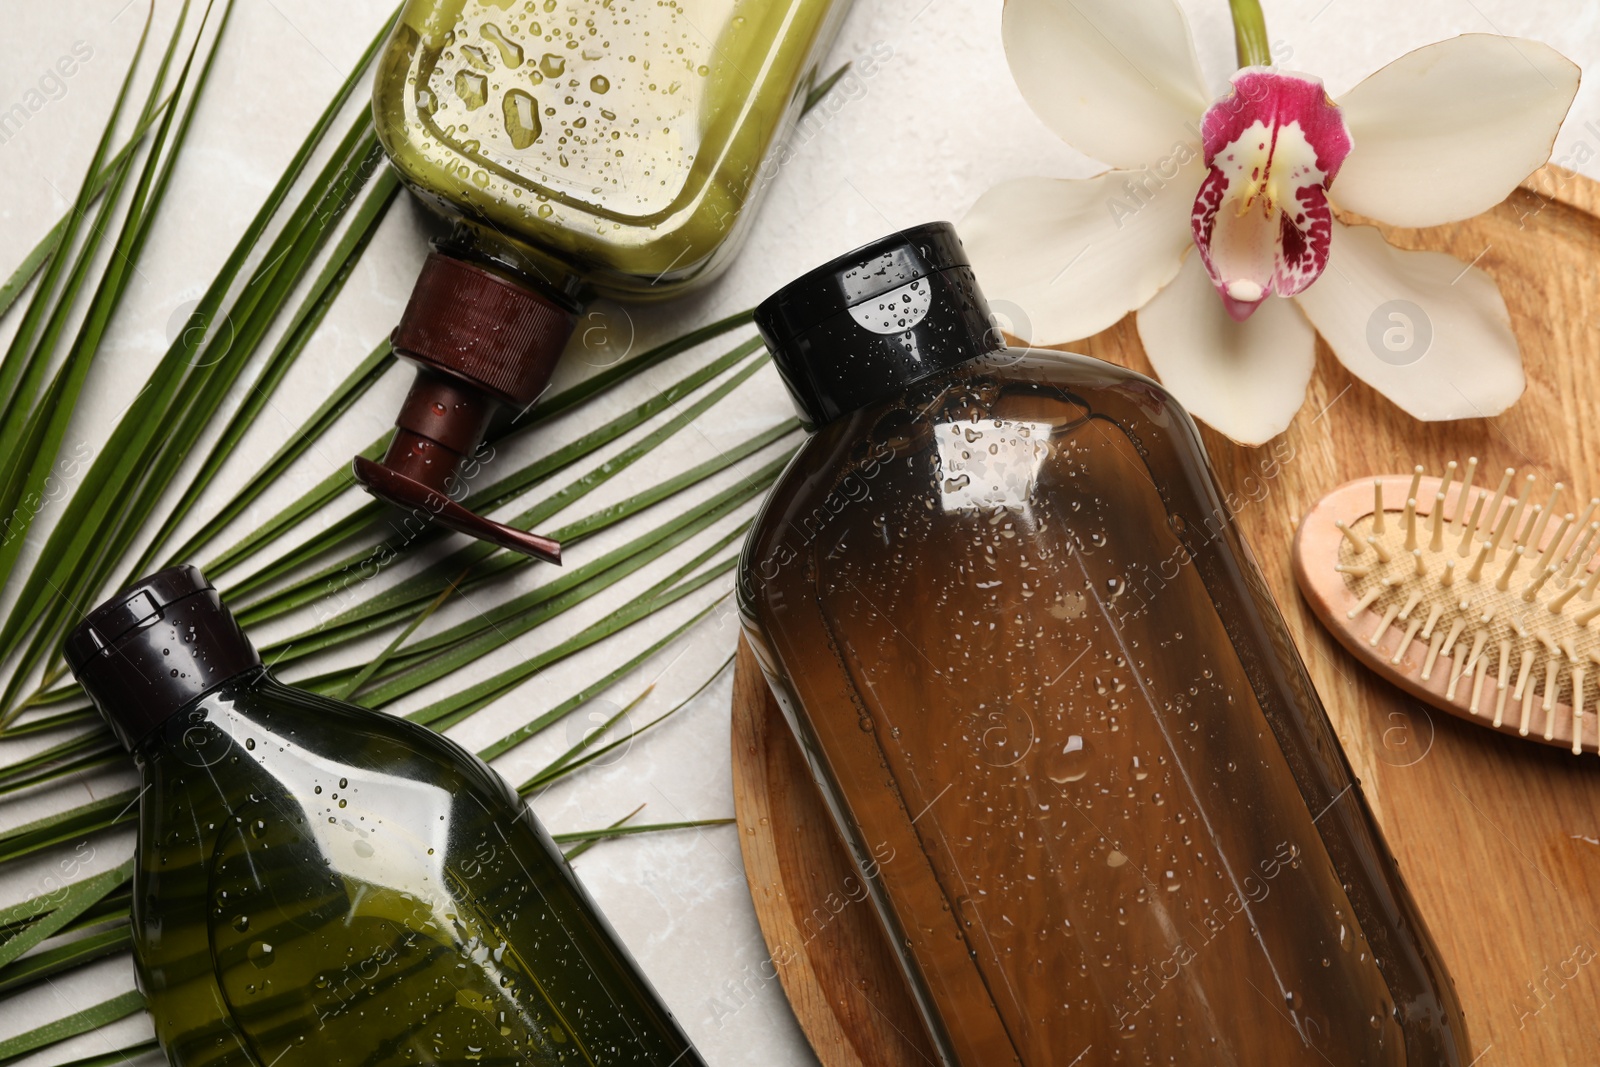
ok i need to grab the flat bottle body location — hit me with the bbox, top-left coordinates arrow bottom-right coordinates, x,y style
373,0 -> 850,297
738,351 -> 1466,1066
131,670 -> 700,1067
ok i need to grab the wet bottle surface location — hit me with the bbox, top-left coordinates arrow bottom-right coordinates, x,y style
737,224 -> 1469,1065
67,567 -> 703,1067
372,0 -> 850,296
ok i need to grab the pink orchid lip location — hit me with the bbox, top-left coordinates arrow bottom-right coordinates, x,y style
1190,67 -> 1352,321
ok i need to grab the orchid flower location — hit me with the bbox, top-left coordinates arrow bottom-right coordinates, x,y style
962,0 -> 1580,445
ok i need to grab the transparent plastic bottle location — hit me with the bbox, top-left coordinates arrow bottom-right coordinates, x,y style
737,223 -> 1469,1066
357,0 -> 850,557
67,566 -> 704,1067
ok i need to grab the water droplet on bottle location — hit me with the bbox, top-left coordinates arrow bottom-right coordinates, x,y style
480,22 -> 524,68
454,69 -> 488,110
590,75 -> 609,94
1044,734 -> 1088,783
248,941 -> 274,968
231,914 -> 250,933
539,53 -> 566,79
502,88 -> 541,148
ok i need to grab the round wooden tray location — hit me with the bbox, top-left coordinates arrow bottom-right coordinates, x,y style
730,167 -> 1600,1067
729,635 -> 935,1066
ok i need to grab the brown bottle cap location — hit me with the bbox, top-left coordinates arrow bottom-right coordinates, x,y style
353,252 -> 575,564
394,252 -> 576,407
65,565 -> 263,751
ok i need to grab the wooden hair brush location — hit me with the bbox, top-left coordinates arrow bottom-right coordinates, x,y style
1294,458 -> 1599,755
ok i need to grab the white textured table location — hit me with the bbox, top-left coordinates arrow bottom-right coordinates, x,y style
2,2 -> 1597,1064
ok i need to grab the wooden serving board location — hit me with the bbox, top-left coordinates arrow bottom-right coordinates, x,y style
731,165 -> 1600,1066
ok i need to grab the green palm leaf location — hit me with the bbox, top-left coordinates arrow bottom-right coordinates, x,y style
0,990 -> 147,1064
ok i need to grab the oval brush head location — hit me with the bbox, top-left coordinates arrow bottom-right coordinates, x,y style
1293,458 -> 1599,756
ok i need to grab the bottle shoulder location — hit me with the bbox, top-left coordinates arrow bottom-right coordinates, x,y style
749,350 -> 1181,522
990,346 -> 1175,406
138,674 -> 512,812
738,349 -> 1196,620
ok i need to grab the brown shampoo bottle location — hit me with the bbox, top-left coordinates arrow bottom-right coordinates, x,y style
737,223 -> 1468,1066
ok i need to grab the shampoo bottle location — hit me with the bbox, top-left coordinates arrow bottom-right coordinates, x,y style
360,0 -> 852,558
67,565 -> 704,1067
737,223 -> 1469,1066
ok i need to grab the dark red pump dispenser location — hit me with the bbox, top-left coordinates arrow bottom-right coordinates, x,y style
351,252 -> 572,562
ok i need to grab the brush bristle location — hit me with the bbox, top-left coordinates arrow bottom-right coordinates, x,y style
1334,459 -> 1599,754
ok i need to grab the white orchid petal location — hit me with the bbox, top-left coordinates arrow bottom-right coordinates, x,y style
962,160 -> 1204,344
1002,0 -> 1208,169
1136,254 -> 1316,446
1334,34 -> 1579,228
1294,220 -> 1524,420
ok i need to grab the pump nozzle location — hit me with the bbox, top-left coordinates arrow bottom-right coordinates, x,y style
353,251 -> 574,564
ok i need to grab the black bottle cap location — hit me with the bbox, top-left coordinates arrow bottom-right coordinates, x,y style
65,565 -> 262,751
754,222 -> 1004,426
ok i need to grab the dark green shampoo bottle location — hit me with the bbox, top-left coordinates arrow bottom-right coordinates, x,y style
67,565 -> 704,1067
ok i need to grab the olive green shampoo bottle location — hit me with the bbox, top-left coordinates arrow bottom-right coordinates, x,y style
355,0 -> 852,558
67,565 -> 704,1067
